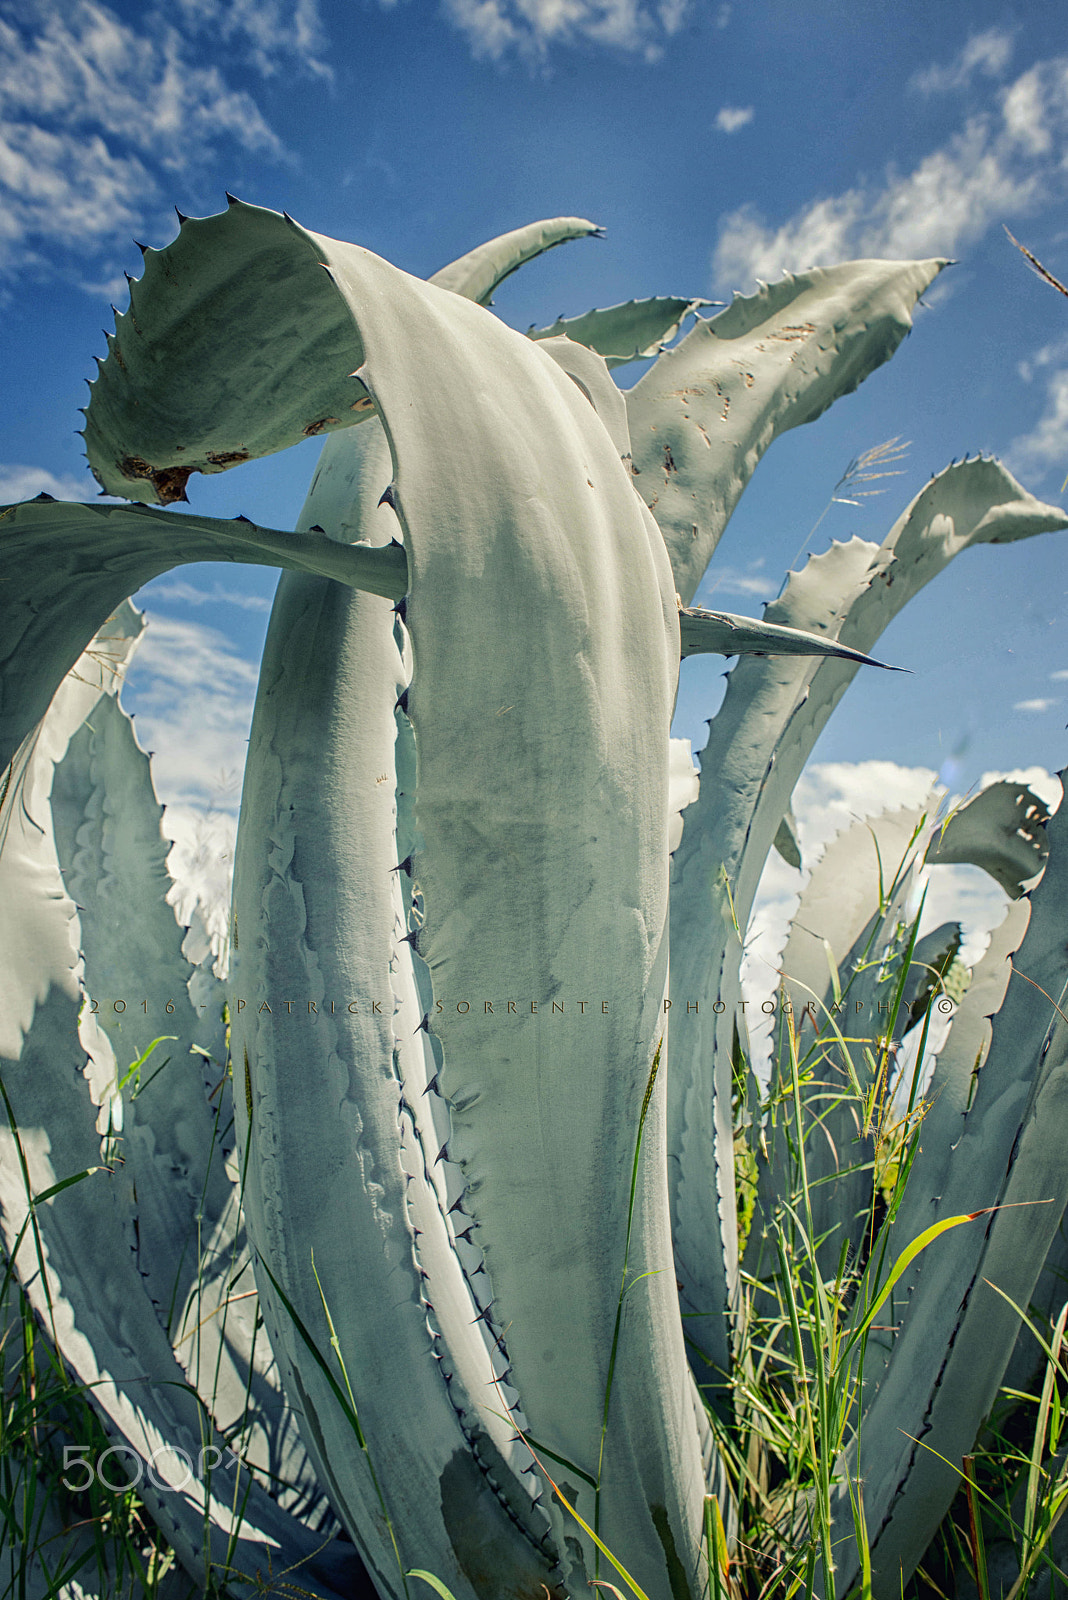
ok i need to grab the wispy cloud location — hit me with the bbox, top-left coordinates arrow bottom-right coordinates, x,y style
171,0 -> 330,79
909,28 -> 1013,95
712,52 -> 1068,289
714,105 -> 753,134
1013,696 -> 1061,713
437,0 -> 692,62
697,559 -> 770,601
1006,369 -> 1068,482
148,578 -> 273,612
0,0 -> 322,280
0,461 -> 104,501
122,614 -> 259,812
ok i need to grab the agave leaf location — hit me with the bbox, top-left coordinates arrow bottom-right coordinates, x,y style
626,257 -> 948,604
429,214 -> 602,305
745,806 -> 933,1285
829,779 -> 1068,1594
216,207 -> 712,1596
536,334 -> 632,457
0,626 -> 365,1599
231,416 -> 563,1600
927,779 -> 1050,898
773,804 -> 801,869
86,204 -> 601,501
679,606 -> 896,666
0,495 -> 406,774
528,295 -> 712,367
51,693 -> 233,1307
668,459 -> 1068,1386
48,684 -> 322,1514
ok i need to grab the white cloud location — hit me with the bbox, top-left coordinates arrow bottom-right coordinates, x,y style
977,764 -> 1062,810
1051,670 -> 1068,682
0,0 -> 302,279
171,0 -> 330,78
712,53 -> 1068,290
698,558 -> 770,601
714,105 -> 753,134
1017,332 -> 1068,385
0,461 -> 103,501
909,28 -> 1013,95
148,578 -> 273,612
1006,369 -> 1068,480
1013,696 -> 1060,713
121,614 -> 259,811
439,0 -> 692,60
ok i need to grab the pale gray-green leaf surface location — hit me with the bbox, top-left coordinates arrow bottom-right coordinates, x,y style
0,620 -> 364,1598
0,495 -> 405,774
528,295 -> 711,367
627,258 -> 947,603
668,460 -> 1068,1387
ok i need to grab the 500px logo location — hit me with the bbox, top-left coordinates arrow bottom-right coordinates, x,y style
62,1443 -> 242,1494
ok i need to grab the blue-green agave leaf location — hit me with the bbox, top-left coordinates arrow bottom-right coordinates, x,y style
86,204 -> 600,501
745,805 -> 933,1286
231,415 -> 564,1600
626,258 -> 948,604
528,295 -> 712,367
830,779 -> 1068,1595
679,606 -> 896,666
429,215 -> 602,305
221,207 -> 714,1598
0,496 -> 405,775
0,621 -> 364,1599
668,459 -> 1068,1388
926,778 -> 1050,898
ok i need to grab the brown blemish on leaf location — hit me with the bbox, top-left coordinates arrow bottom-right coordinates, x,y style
118,456 -> 193,503
769,322 -> 815,342
206,448 -> 250,468
663,443 -> 677,475
696,422 -> 711,449
351,396 -> 375,412
303,416 -> 340,436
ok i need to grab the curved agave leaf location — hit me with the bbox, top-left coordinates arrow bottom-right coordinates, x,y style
626,257 -> 947,604
231,416 -> 563,1600
50,683 -> 323,1518
829,780 -> 1068,1595
528,295 -> 713,367
429,215 -> 602,305
679,606 -> 897,666
773,804 -> 802,868
175,207 -> 711,1595
0,496 -> 406,774
744,805 -> 933,1286
86,204 -> 600,501
927,778 -> 1050,897
51,693 -> 234,1305
668,460 -> 1068,1387
0,624 -> 365,1599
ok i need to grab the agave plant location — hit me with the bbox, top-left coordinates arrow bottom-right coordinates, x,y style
1,201 -> 1067,1600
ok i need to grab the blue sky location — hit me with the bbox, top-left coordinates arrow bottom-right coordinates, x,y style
3,0 -> 1068,855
